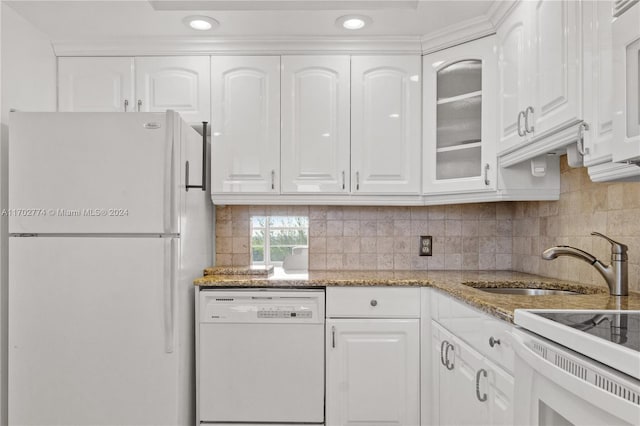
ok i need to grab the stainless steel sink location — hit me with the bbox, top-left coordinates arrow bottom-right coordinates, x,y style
474,287 -> 581,296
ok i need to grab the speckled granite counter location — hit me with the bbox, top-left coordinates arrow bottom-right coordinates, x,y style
194,270 -> 640,323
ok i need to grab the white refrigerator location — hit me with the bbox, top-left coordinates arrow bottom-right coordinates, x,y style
7,111 -> 213,425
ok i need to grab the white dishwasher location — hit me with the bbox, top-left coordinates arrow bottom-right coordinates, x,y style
197,289 -> 325,425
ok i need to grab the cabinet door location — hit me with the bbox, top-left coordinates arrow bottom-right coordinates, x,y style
326,319 -> 420,426
423,36 -> 497,195
497,1 -> 529,153
281,56 -> 350,194
612,2 -> 640,162
582,0 -> 615,166
58,57 -> 134,112
432,321 -> 496,426
210,56 -> 280,194
134,56 -> 210,123
351,56 -> 421,194
528,0 -> 581,137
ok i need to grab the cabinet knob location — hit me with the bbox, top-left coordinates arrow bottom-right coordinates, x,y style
370,299 -> 378,307
489,336 -> 501,347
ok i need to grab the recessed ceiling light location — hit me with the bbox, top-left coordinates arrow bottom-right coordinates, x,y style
335,15 -> 372,30
183,15 -> 219,31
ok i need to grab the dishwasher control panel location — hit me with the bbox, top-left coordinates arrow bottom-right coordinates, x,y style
199,289 -> 325,324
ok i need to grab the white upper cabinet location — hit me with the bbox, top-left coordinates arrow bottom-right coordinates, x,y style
351,56 -> 421,194
612,1 -> 640,163
582,0 -> 615,167
58,57 -> 134,112
281,56 -> 350,194
497,1 -> 529,152
58,56 -> 210,123
210,56 -> 281,194
423,36 -> 497,195
497,0 -> 582,157
134,57 -> 210,123
528,0 -> 581,137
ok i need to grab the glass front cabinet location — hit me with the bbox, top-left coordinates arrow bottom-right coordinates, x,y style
423,35 -> 498,195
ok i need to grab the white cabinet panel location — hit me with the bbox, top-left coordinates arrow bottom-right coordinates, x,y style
432,320 -> 514,426
612,2 -> 640,162
210,56 -> 280,194
58,57 -> 134,112
497,1 -> 529,152
135,56 -> 210,123
423,36 -> 497,194
582,0 -> 615,166
529,0 -> 581,136
281,56 -> 350,193
497,0 -> 582,161
351,56 -> 421,194
326,319 -> 420,426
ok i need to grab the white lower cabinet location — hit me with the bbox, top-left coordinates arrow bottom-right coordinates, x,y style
427,290 -> 514,426
326,319 -> 420,426
432,321 -> 514,426
326,287 -> 420,426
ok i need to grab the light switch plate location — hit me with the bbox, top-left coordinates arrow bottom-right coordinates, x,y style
419,236 -> 432,256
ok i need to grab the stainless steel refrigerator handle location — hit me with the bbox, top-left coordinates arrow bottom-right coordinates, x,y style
186,122 -> 208,192
164,239 -> 177,353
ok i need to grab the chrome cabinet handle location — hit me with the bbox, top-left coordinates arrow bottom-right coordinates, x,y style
271,170 -> 275,190
483,163 -> 490,186
444,342 -> 455,370
576,122 -> 590,155
517,111 -> 526,137
489,336 -> 501,347
355,171 -> 360,191
124,99 -> 129,112
370,299 -> 378,307
524,106 -> 535,133
475,369 -> 488,402
137,99 -> 142,112
331,326 -> 336,348
341,170 -> 345,190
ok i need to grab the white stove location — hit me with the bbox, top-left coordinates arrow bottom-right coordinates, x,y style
514,309 -> 640,380
512,309 -> 640,425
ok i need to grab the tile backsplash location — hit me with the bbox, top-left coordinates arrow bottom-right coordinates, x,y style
214,157 -> 640,291
216,203 -> 514,271
513,158 -> 640,293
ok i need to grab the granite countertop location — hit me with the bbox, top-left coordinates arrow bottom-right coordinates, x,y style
194,269 -> 640,323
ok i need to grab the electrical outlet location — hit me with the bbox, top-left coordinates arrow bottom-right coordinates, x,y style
419,236 -> 432,256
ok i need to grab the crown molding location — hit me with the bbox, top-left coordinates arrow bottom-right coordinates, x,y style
486,0 -> 519,29
52,36 -> 423,56
420,15 -> 495,55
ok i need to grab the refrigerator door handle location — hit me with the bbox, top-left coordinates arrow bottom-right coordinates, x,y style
163,239 -> 178,353
164,111 -> 180,234
185,121 -> 208,192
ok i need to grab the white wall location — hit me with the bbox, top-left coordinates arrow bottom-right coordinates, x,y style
0,3 -> 56,424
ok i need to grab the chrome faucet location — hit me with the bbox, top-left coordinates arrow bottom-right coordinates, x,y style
542,232 -> 629,296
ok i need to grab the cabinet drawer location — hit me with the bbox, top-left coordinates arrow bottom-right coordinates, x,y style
431,290 -> 514,373
326,287 -> 420,318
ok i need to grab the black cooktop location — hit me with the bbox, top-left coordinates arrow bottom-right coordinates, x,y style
536,312 -> 640,352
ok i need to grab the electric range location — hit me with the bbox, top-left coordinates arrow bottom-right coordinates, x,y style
514,310 -> 640,380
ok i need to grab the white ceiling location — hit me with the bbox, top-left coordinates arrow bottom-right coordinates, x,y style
7,0 -> 495,39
